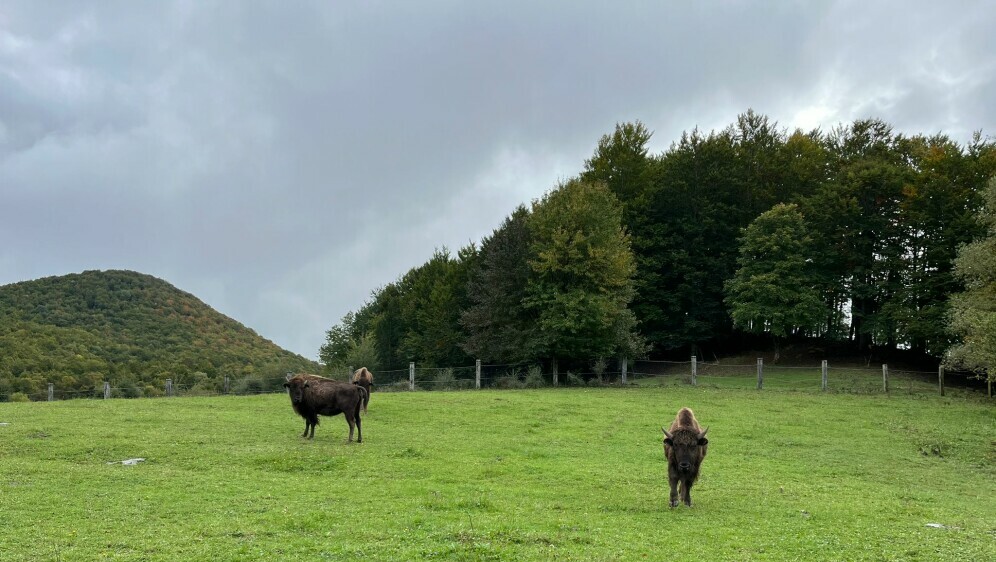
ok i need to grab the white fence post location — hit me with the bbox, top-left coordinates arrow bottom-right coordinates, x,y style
103,381 -> 110,399
938,365 -> 945,396
691,356 -> 697,386
166,379 -> 173,397
757,358 -> 763,390
48,383 -> 54,401
821,360 -> 828,391
409,362 -> 415,391
224,376 -> 230,395
882,364 -> 888,394
552,358 -> 559,387
475,359 -> 481,390
621,358 -> 628,385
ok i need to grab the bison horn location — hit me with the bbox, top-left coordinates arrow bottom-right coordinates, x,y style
698,427 -> 709,439
662,427 -> 673,439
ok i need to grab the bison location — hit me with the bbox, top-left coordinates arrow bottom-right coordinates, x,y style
351,367 -> 374,411
662,407 -> 709,507
283,373 -> 366,442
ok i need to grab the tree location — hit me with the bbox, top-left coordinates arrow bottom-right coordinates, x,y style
461,206 -> 539,362
945,177 -> 996,380
318,311 -> 359,367
725,203 -> 827,361
523,179 -> 644,362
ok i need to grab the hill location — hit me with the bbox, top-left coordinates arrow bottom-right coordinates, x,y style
0,270 -> 318,400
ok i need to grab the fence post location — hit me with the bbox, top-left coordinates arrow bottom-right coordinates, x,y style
821,360 -> 828,391
475,359 -> 481,390
166,379 -> 173,397
938,365 -> 945,396
409,362 -> 415,391
552,358 -> 559,387
882,365 -> 888,394
48,383 -> 54,402
348,366 -> 354,380
621,358 -> 628,385
103,381 -> 110,399
757,358 -> 763,390
989,377 -> 992,399
691,356 -> 697,386
224,376 -> 230,395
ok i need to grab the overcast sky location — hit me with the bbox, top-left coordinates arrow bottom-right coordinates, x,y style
2,2 -> 994,360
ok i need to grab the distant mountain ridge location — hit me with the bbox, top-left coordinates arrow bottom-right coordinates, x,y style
0,270 -> 318,400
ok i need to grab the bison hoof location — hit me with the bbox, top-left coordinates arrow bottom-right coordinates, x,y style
669,500 -> 679,508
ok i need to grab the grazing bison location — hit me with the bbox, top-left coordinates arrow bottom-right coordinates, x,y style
662,407 -> 709,507
283,374 -> 366,442
351,367 -> 374,411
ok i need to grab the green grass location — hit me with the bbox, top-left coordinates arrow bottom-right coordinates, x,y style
1,387 -> 993,561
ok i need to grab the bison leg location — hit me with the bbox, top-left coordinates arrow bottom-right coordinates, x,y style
668,473 -> 680,508
301,421 -> 309,438
345,412 -> 356,442
355,410 -> 362,443
681,479 -> 693,507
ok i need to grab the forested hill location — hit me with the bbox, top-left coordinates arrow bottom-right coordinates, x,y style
0,270 -> 318,400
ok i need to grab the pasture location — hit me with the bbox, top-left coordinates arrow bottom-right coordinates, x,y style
0,387 -> 993,561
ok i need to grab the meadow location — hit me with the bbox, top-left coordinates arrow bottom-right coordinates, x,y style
0,386 -> 993,561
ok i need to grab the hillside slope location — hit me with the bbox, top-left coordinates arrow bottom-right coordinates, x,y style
0,270 -> 318,400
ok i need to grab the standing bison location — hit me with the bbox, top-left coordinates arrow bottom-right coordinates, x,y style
662,407 -> 709,507
284,373 -> 366,442
351,367 -> 374,411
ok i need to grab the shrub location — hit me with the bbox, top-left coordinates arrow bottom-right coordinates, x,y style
496,371 -> 524,389
565,371 -> 585,387
433,368 -> 457,391
9,392 -> 31,403
523,365 -> 545,388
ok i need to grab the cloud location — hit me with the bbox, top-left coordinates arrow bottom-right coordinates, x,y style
1,1 -> 994,359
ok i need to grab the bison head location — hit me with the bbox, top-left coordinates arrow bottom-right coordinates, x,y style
283,378 -> 310,405
663,426 -> 708,473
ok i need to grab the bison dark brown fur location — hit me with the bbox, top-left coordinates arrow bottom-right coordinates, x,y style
283,373 -> 366,442
662,407 -> 709,507
351,367 -> 374,412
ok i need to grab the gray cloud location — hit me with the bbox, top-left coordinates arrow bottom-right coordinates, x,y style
2,1 -> 994,358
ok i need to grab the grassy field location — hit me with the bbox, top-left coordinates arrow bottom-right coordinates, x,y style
1,387 -> 993,561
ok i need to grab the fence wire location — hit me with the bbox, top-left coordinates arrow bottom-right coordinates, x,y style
0,359 -> 988,402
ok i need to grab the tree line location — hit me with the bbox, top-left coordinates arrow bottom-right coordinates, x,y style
321,110 -> 996,381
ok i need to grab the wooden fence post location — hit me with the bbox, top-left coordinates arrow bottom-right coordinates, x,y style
348,366 -> 353,380
882,365 -> 888,394
621,358 -> 628,385
757,358 -> 763,390
821,360 -> 828,391
103,381 -> 110,399
48,383 -> 54,402
166,379 -> 173,397
691,356 -> 697,386
475,359 -> 481,390
938,365 -> 945,396
224,376 -> 230,395
552,358 -> 559,387
409,362 -> 415,391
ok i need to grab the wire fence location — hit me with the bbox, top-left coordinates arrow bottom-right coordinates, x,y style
0,357 -> 991,403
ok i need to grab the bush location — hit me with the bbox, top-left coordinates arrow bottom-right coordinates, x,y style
565,371 -> 585,387
233,378 -> 265,395
9,392 -> 31,403
496,371 -> 524,389
433,368 -> 457,391
379,381 -> 412,392
523,365 -> 545,388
